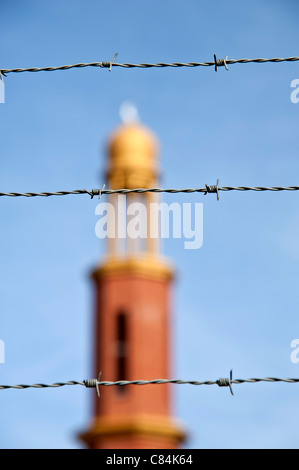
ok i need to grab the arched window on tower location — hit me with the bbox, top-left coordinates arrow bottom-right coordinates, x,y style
115,311 -> 129,394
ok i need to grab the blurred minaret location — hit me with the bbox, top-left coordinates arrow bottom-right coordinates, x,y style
80,103 -> 186,449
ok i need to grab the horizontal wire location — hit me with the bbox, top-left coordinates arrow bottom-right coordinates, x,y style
1,185 -> 299,199
0,381 -> 85,390
84,377 -> 299,386
1,376 -> 299,390
1,56 -> 299,75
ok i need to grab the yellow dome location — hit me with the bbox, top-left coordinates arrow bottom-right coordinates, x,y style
107,123 -> 159,174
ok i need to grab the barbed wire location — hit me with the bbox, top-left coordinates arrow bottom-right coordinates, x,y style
1,54 -> 299,75
2,182 -> 299,200
2,372 -> 299,397
0,381 -> 84,390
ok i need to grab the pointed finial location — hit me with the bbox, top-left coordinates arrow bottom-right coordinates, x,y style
119,101 -> 139,124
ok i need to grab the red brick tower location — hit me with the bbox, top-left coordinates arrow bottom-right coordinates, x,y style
80,115 -> 185,449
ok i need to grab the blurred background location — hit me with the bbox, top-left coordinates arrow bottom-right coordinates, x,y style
1,0 -> 299,449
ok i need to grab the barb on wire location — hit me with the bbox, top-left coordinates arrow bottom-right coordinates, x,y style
214,54 -> 229,72
0,72 -> 5,103
1,55 -> 299,75
216,369 -> 234,395
98,184 -> 105,200
101,52 -> 118,71
204,178 -> 220,200
2,183 -> 299,199
2,374 -> 299,397
85,372 -> 102,397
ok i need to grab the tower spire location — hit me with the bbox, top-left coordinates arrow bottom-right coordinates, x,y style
80,114 -> 186,449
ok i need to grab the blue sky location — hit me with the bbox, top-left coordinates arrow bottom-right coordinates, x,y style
1,0 -> 299,449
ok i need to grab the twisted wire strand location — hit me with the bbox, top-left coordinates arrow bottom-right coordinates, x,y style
1,56 -> 299,74
0,381 -> 85,390
1,377 -> 299,391
1,185 -> 299,198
